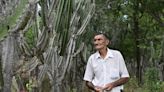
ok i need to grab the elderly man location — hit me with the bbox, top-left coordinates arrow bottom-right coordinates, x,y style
83,33 -> 129,92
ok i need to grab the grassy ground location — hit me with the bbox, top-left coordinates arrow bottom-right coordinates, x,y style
124,77 -> 164,92
81,77 -> 164,92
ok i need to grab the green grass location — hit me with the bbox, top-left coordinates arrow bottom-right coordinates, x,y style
124,76 -> 164,92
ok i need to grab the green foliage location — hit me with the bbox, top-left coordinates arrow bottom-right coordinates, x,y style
0,24 -> 8,40
119,32 -> 136,59
0,0 -> 28,40
125,75 -> 164,92
26,79 -> 33,92
124,77 -> 140,92
144,68 -> 161,92
68,88 -> 77,92
1,0 -> 163,91
7,0 -> 28,28
160,82 -> 164,91
25,27 -> 35,48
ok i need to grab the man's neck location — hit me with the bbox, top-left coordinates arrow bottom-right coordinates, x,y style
99,48 -> 108,59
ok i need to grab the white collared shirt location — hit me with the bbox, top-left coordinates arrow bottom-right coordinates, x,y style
83,48 -> 129,92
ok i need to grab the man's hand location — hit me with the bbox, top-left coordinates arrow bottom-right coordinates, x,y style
103,83 -> 115,91
86,81 -> 104,92
103,77 -> 129,91
94,86 -> 104,92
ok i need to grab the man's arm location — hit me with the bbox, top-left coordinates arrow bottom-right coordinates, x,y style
86,81 -> 95,91
85,81 -> 103,92
112,77 -> 129,86
103,77 -> 129,90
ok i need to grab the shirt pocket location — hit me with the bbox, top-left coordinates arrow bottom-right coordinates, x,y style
110,69 -> 120,80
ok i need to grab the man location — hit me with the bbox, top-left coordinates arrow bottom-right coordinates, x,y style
83,33 -> 129,92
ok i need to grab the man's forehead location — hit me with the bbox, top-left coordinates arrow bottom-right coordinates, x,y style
94,34 -> 106,39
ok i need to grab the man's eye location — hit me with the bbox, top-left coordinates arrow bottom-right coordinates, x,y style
94,39 -> 101,41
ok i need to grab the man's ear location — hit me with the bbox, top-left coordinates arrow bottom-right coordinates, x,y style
106,39 -> 110,45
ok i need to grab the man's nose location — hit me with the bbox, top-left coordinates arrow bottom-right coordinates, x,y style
94,40 -> 99,44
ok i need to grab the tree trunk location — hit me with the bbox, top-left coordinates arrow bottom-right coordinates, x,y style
159,38 -> 164,81
132,0 -> 142,85
159,63 -> 164,81
0,40 -> 4,92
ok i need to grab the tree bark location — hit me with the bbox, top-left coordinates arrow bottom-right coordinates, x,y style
159,38 -> 164,81
132,0 -> 142,85
0,40 -> 4,92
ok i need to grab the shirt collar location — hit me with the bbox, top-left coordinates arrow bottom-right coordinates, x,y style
95,48 -> 114,59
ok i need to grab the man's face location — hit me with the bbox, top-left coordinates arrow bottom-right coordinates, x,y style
93,34 -> 109,50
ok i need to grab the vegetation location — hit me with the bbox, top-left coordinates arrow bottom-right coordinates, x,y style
0,0 -> 164,92
0,0 -> 28,40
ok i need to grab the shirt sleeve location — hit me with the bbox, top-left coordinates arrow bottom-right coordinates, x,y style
83,56 -> 94,82
118,52 -> 130,78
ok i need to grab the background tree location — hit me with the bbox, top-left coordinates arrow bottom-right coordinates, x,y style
0,0 -> 164,92
89,0 -> 164,86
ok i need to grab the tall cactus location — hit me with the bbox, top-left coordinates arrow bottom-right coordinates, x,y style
1,0 -> 95,92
